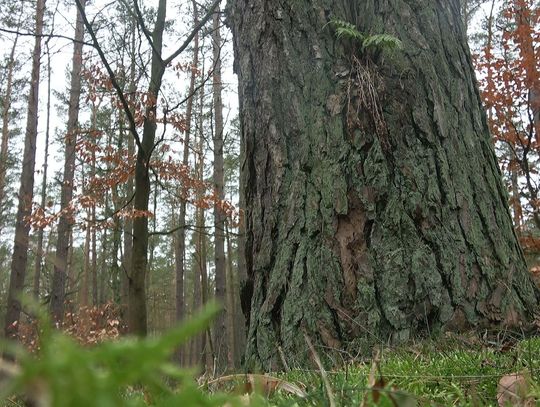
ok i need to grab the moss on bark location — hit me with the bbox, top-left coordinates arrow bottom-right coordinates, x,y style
228,0 -> 540,370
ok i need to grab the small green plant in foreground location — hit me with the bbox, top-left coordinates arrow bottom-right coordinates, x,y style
0,304 -> 237,407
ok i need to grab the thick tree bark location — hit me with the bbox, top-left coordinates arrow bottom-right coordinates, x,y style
4,0 -> 46,339
229,0 -> 540,369
50,0 -> 86,322
211,3 -> 230,371
236,106 -> 248,359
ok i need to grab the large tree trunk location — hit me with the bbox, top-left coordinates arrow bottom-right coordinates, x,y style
4,0 -> 46,339
229,0 -> 540,369
50,0 -> 86,322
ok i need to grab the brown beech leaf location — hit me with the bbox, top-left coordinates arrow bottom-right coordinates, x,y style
497,372 -> 534,407
206,374 -> 307,398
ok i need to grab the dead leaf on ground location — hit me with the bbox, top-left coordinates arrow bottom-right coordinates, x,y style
361,349 -> 418,407
205,373 -> 307,398
497,372 -> 535,407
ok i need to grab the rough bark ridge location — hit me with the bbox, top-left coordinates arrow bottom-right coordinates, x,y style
229,0 -> 540,369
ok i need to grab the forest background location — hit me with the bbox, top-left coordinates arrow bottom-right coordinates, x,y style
0,0 -> 538,373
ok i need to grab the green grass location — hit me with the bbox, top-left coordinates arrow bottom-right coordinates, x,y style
264,335 -> 540,406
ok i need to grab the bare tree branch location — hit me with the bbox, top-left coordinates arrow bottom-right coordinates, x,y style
74,0 -> 144,154
164,0 -> 221,65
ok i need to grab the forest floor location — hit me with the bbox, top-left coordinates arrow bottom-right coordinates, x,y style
218,333 -> 540,406
3,307 -> 540,406
211,332 -> 540,407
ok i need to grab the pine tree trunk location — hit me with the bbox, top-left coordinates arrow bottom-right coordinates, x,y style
121,115 -> 134,331
211,4 -> 229,372
195,85 -> 214,372
91,137 -> 98,307
98,227 -> 108,305
199,207 -> 214,373
229,0 -> 540,369
33,44 -> 52,299
225,221 -> 237,367
0,32 -> 19,228
175,0 -> 200,365
50,0 -> 86,322
4,0 -> 45,339
82,210 -> 91,308
190,237 -> 203,365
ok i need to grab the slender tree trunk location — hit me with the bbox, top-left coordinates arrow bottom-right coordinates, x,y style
513,1 -> 540,227
120,13 -> 137,332
147,190 -> 158,291
190,249 -> 203,365
121,143 -> 132,329
33,43 -> 52,300
66,231 -> 75,299
513,1 -> 539,140
195,83 -> 214,371
99,227 -> 108,305
91,110 -> 98,307
91,210 -> 99,307
190,127 -> 206,366
50,0 -> 86,322
229,0 -> 540,369
0,32 -> 19,228
510,154 -> 522,235
4,0 -> 46,339
224,221 -> 237,368
175,0 -> 200,365
211,3 -> 229,371
82,210 -> 91,308
199,207 -> 214,373
128,0 -> 167,336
